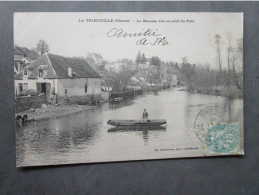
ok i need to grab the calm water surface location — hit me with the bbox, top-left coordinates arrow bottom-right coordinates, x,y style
16,88 -> 243,166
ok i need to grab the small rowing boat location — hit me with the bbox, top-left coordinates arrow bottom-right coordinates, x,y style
108,125 -> 166,132
112,97 -> 124,102
107,119 -> 166,127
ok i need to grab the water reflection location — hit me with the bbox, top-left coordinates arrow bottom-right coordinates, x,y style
108,99 -> 135,110
108,126 -> 166,132
16,88 -> 243,167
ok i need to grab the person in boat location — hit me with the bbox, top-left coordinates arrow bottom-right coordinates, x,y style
142,109 -> 148,121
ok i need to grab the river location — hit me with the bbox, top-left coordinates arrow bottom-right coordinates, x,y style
16,88 -> 243,167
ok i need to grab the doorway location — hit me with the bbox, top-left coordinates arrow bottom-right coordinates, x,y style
36,82 -> 51,98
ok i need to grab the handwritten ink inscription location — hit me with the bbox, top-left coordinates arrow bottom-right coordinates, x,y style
107,28 -> 171,46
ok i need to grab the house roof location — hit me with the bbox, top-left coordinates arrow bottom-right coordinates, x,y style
14,72 -> 23,80
14,48 -> 23,56
15,46 -> 40,60
19,54 -> 101,79
14,55 -> 23,61
48,54 -> 101,79
24,57 -> 32,62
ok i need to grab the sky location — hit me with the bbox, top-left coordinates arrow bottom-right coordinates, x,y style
14,12 -> 243,68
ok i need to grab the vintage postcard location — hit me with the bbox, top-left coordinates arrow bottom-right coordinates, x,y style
14,12 -> 243,167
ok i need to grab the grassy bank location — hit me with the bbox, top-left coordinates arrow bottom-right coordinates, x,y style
15,93 -> 109,122
181,85 -> 243,98
16,104 -> 95,122
196,86 -> 242,98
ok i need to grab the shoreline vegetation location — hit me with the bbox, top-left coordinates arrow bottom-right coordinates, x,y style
16,104 -> 96,122
15,89 -> 145,123
16,85 -> 243,124
15,93 -> 105,122
176,35 -> 243,99
179,85 -> 243,99
15,88 -> 156,123
196,86 -> 243,98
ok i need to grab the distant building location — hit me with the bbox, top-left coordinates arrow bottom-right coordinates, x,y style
15,54 -> 102,98
138,61 -> 150,69
104,62 -> 124,73
105,63 -> 138,73
14,48 -> 32,74
131,69 -> 153,86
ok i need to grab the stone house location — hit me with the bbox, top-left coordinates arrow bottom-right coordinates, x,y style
104,62 -> 124,73
15,53 -> 102,98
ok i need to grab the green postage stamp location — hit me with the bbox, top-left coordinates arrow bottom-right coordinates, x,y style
204,123 -> 241,155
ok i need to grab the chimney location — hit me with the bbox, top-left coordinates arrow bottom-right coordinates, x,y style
68,67 -> 73,77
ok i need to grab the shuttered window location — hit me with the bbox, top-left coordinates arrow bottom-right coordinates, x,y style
24,83 -> 28,90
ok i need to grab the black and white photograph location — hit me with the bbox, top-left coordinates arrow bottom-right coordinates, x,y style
14,12 -> 244,167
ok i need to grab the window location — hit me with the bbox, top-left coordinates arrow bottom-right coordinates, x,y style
24,70 -> 28,76
19,83 -> 23,92
24,83 -> 28,91
85,84 -> 88,93
65,89 -> 67,95
18,63 -> 21,72
38,70 -> 43,78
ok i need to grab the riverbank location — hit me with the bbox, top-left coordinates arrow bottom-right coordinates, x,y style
16,104 -> 96,122
178,86 -> 243,98
15,89 -> 145,123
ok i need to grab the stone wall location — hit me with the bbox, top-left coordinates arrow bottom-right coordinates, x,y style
58,94 -> 104,105
56,78 -> 101,97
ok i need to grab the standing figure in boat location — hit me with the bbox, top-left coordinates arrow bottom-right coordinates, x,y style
142,109 -> 148,122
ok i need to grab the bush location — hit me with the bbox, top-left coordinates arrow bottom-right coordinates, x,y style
59,94 -> 103,105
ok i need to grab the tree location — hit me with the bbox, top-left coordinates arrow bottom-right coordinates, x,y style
215,34 -> 222,73
236,38 -> 243,62
141,53 -> 146,64
230,39 -> 243,90
135,51 -> 142,64
106,67 -> 137,92
226,37 -> 233,88
175,62 -> 179,70
37,40 -> 49,55
182,56 -> 188,65
150,56 -> 161,82
86,53 -> 104,66
150,56 -> 161,67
